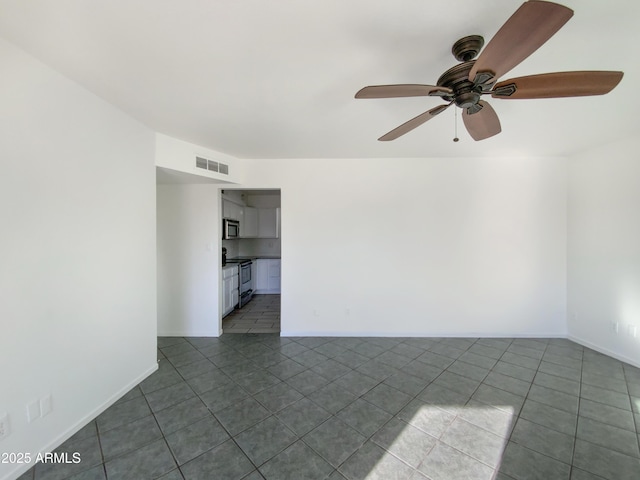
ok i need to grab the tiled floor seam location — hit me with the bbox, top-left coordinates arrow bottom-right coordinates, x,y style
569,350 -> 585,477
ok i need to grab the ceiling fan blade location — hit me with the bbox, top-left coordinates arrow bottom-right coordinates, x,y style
356,84 -> 453,99
469,1 -> 574,83
462,101 -> 501,141
378,104 -> 451,141
491,71 -> 624,99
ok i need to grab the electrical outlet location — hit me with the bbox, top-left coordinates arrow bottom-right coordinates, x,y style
610,321 -> 619,334
0,413 -> 10,440
26,400 -> 40,423
629,325 -> 637,338
40,394 -> 53,417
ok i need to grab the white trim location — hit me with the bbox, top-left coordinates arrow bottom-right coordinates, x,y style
158,331 -> 220,337
568,335 -> 640,369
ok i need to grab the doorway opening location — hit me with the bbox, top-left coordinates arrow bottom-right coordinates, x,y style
220,188 -> 281,334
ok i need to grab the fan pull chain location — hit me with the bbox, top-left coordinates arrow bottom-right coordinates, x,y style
453,107 -> 459,142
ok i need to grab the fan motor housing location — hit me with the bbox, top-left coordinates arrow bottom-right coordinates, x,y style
437,61 -> 482,110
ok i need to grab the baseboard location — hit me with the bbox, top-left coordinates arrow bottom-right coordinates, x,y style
158,330 -> 220,337
3,362 -> 158,480
281,330 -> 567,338
567,334 -> 640,368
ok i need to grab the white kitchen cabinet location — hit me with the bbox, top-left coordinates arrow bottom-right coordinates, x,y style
267,260 -> 281,291
257,207 -> 280,238
222,199 -> 243,222
255,259 -> 280,294
256,260 -> 269,292
241,206 -> 258,238
222,265 -> 238,316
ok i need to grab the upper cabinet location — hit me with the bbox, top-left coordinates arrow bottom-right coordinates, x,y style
222,199 -> 242,221
258,207 -> 280,238
242,207 -> 258,238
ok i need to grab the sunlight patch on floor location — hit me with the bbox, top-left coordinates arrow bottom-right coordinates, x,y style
358,403 -> 516,479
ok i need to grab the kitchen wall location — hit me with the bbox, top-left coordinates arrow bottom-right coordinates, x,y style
567,136 -> 640,366
0,38 -> 157,480
240,156 -> 567,338
238,238 -> 281,257
157,184 -> 222,336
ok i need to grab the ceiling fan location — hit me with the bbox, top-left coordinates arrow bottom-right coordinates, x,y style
355,0 -> 623,141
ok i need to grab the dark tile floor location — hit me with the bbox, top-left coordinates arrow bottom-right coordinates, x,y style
17,335 -> 640,480
222,295 -> 280,333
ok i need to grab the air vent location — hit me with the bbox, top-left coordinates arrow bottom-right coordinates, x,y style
195,156 -> 207,169
195,156 -> 230,175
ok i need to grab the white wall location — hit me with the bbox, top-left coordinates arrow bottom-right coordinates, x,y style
241,157 -> 567,337
567,137 -> 640,366
0,39 -> 157,480
157,184 -> 222,336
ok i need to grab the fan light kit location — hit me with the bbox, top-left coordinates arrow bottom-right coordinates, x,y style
355,0 -> 623,141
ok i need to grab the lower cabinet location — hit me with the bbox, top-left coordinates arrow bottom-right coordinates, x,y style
255,259 -> 281,294
222,265 -> 238,316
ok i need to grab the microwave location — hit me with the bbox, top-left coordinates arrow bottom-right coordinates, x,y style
223,218 -> 240,239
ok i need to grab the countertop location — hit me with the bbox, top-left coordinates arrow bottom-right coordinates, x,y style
226,256 -> 281,261
223,256 -> 281,268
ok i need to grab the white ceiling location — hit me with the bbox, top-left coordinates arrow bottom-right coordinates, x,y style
1,0 -> 638,159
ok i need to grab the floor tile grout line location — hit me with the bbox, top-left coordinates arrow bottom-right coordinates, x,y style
570,350 -> 585,479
